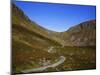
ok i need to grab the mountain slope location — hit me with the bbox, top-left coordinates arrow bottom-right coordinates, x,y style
12,4 -> 62,49
12,4 -> 62,73
60,20 -> 96,46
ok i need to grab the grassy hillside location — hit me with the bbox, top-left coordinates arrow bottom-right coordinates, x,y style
12,4 -> 96,74
12,4 -> 61,73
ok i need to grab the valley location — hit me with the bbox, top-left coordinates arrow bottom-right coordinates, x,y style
12,4 -> 96,74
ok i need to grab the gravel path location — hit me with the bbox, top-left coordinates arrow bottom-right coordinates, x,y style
22,56 -> 66,73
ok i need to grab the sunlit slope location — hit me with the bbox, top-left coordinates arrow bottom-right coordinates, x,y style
12,4 -> 62,48
60,20 -> 96,46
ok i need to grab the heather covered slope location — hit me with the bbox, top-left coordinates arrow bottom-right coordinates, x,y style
12,4 -> 96,74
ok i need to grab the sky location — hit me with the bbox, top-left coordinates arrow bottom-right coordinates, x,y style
14,1 -> 96,32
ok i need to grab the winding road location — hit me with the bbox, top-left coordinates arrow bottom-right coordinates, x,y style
22,56 -> 66,73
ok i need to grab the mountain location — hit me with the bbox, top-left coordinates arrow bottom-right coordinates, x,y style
60,20 -> 96,46
12,4 -> 96,73
12,4 -> 62,49
12,4 -> 96,47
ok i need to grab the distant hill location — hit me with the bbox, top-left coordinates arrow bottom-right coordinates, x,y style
60,20 -> 96,46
